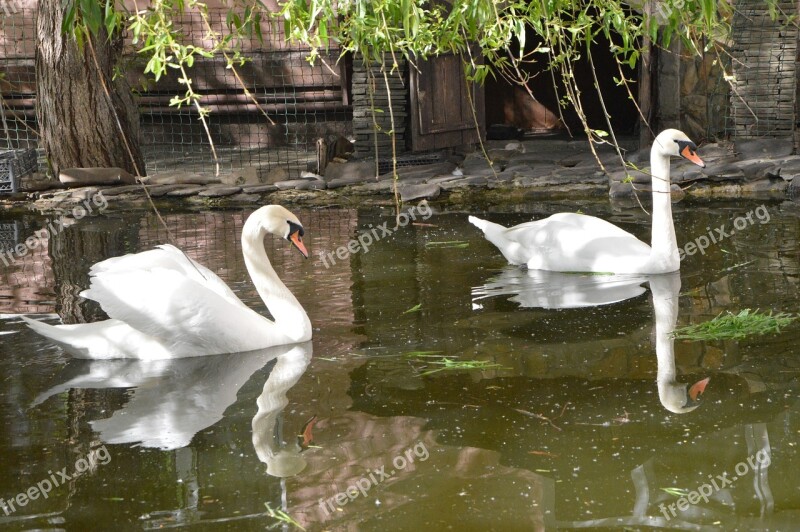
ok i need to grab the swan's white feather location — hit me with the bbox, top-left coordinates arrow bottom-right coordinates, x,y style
503,213 -> 652,271
22,317 -> 190,359
87,244 -> 240,305
82,267 -> 283,352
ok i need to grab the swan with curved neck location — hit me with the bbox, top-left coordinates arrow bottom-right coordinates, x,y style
23,205 -> 312,360
469,129 -> 705,274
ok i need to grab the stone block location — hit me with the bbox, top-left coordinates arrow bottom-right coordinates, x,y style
59,167 -> 136,188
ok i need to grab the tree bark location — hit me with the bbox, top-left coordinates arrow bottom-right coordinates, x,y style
35,0 -> 145,178
639,0 -> 654,147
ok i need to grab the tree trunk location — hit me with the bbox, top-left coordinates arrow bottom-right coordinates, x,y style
639,0 -> 654,147
35,0 -> 145,178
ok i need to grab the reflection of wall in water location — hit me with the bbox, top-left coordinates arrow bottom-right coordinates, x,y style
51,215 -> 144,323
0,217 -> 55,314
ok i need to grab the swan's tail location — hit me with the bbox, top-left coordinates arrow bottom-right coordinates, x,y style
21,316 -> 67,343
468,215 -> 506,235
22,316 -> 96,355
469,215 -> 524,265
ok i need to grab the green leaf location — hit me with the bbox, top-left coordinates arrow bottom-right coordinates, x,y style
62,2 -> 76,35
104,2 -> 117,38
74,24 -> 85,50
80,0 -> 103,35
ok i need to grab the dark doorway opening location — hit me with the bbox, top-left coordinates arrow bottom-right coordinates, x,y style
484,26 -> 639,138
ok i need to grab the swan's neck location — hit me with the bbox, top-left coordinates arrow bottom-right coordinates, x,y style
648,150 -> 679,272
651,275 -> 683,412
241,221 -> 311,342
252,345 -> 312,463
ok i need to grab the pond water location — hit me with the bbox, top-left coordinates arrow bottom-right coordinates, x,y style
0,198 -> 799,530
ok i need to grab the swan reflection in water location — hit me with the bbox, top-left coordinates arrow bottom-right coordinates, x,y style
472,268 -> 708,413
33,342 -> 312,476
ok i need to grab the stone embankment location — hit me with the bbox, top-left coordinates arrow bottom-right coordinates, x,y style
2,137 -> 797,212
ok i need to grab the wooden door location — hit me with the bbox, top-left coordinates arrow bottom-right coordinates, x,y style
409,53 -> 484,151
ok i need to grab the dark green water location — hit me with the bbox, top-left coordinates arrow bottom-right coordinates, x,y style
0,199 -> 798,530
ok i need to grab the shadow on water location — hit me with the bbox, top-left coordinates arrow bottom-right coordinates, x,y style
0,200 -> 799,529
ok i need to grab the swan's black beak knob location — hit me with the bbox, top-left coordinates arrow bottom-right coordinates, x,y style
286,221 -> 308,258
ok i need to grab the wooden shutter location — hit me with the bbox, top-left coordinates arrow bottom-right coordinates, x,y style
409,52 -> 484,151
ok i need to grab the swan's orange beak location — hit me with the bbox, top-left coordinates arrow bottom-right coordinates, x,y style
688,377 -> 710,402
290,231 -> 309,258
681,145 -> 705,168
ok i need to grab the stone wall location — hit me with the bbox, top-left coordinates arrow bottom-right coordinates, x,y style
728,0 -> 798,138
668,0 -> 798,142
657,39 -> 727,142
679,51 -> 728,141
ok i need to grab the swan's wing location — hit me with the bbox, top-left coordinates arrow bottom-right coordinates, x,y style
505,213 -> 641,243
82,268 -> 286,354
501,213 -> 651,271
88,245 -> 240,306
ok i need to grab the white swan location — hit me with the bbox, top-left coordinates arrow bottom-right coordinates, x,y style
469,129 -> 705,274
22,205 -> 312,359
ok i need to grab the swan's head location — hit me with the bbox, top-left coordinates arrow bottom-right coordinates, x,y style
265,449 -> 307,478
654,129 -> 705,168
253,205 -> 308,258
659,376 -> 710,414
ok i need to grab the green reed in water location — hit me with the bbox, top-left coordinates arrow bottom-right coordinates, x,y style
672,309 -> 797,341
264,502 -> 305,531
405,352 -> 509,375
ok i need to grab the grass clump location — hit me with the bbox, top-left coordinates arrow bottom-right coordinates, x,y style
672,309 -> 797,341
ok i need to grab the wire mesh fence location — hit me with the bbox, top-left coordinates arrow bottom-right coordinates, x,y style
2,4 -> 800,177
0,8 -> 352,178
0,9 -> 37,153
